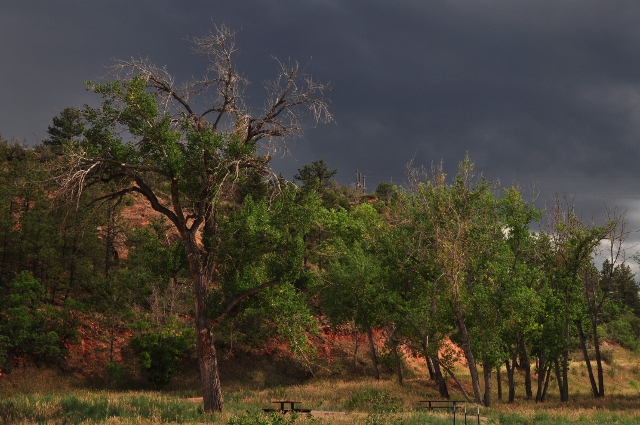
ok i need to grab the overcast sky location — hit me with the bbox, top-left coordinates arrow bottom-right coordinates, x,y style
3,1 -> 640,257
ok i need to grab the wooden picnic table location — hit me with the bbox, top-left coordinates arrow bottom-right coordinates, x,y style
263,400 -> 311,413
419,400 -> 481,425
419,400 -> 463,411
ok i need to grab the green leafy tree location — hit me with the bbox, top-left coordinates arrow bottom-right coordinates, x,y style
54,26 -> 331,413
0,137 -> 106,304
378,192 -> 454,398
319,203 -> 391,380
210,187 -> 321,361
572,209 -> 628,399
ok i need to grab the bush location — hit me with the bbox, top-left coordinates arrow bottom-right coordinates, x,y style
104,361 -> 126,388
130,316 -> 195,387
600,347 -> 615,365
344,387 -> 402,413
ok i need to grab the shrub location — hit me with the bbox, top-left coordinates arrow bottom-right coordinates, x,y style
104,361 -> 126,388
344,387 -> 402,413
130,316 -> 195,387
601,347 -> 614,365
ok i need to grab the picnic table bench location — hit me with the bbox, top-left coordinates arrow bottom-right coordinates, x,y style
419,400 -> 463,412
263,400 -> 311,414
420,400 -> 481,424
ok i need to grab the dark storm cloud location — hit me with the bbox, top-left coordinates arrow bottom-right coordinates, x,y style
3,1 -> 640,246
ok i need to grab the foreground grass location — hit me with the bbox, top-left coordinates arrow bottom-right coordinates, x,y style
0,391 -> 207,424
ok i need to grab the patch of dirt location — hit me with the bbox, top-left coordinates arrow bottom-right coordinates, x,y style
64,313 -> 132,378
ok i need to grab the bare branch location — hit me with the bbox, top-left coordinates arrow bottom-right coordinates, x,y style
212,280 -> 282,323
247,58 -> 333,148
51,151 -> 103,208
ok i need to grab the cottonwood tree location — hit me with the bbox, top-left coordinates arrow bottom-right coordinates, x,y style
576,208 -> 628,398
319,203 -> 390,380
539,195 -> 612,402
54,25 -> 331,412
496,187 -> 543,402
406,156 -> 501,405
385,189 -> 454,399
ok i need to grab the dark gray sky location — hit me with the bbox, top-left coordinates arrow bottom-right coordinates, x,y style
3,1 -> 640,255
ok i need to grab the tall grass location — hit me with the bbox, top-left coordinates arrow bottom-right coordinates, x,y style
0,391 -> 210,424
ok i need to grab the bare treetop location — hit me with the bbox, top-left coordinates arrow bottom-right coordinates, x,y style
110,24 -> 332,145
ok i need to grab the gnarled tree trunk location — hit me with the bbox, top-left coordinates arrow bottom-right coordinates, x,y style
185,233 -> 224,412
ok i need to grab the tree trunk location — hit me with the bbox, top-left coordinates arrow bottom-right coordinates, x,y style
455,303 -> 483,404
561,319 -> 570,402
353,327 -> 359,373
496,365 -> 503,400
535,358 -> 544,402
185,231 -> 224,413
506,355 -> 516,403
422,339 -> 449,398
427,356 -> 436,380
483,364 -> 492,407
519,339 -> 532,399
109,317 -> 115,363
554,359 -> 564,401
540,363 -> 552,402
433,356 -> 471,402
590,314 -> 605,397
576,320 -> 599,397
392,340 -> 403,385
197,320 -> 223,412
367,326 -> 380,380
535,340 -> 546,402
432,357 -> 450,399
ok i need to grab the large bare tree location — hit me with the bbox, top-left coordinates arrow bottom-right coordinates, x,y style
54,25 -> 331,412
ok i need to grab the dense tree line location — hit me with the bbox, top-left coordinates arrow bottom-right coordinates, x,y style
1,131 -> 640,408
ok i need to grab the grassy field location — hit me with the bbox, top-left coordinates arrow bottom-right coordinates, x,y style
1,344 -> 640,424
